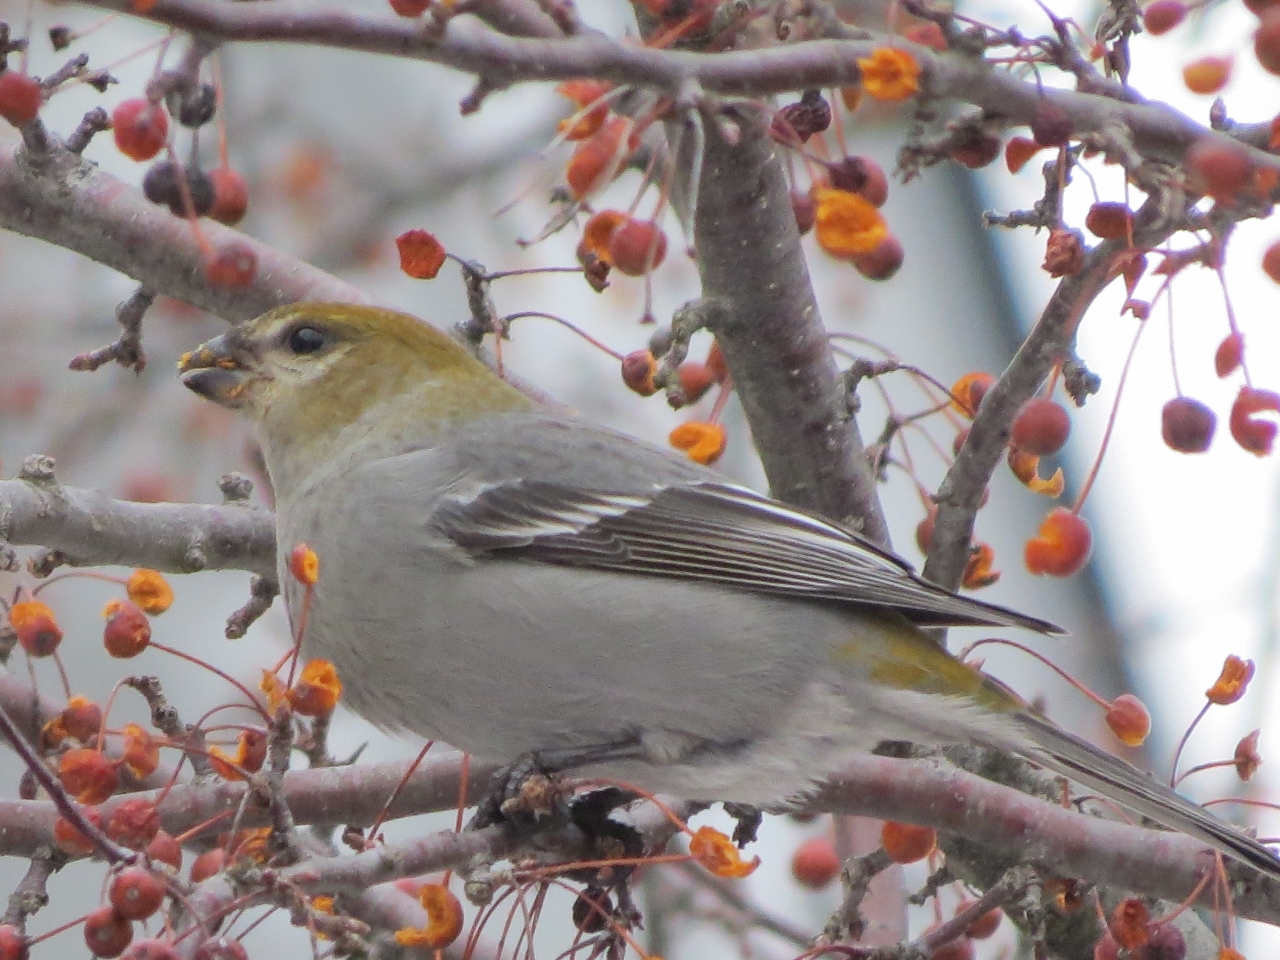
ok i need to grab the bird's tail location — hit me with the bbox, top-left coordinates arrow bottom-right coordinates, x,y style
1009,709 -> 1280,881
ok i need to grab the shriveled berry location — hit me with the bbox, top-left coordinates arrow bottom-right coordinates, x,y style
772,90 -> 831,144
828,155 -> 888,206
167,83 -> 216,128
571,888 -> 613,933
111,99 -> 169,161
142,162 -> 215,218
9,600 -> 62,657
950,131 -> 1000,169
103,599 -> 151,658
0,72 -> 42,127
607,219 -> 667,276
110,867 -> 166,920
850,234 -> 904,280
107,798 -> 161,850
1043,228 -> 1084,277
84,906 -> 133,958
1109,898 -> 1150,950
791,836 -> 840,889
1230,385 -> 1280,455
1161,397 -> 1215,453
880,821 -> 936,863
1139,922 -> 1186,960
1011,397 -> 1071,455
208,167 -> 249,226
1143,0 -> 1186,33
204,243 -> 257,289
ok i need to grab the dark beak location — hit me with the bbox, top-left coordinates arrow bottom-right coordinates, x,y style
178,333 -> 253,408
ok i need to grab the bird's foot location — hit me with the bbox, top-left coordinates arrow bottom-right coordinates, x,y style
469,755 -> 572,830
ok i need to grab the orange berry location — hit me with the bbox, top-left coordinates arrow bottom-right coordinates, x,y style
53,805 -> 103,856
668,421 -> 727,465
103,599 -> 151,658
60,748 -> 120,804
1162,396 -> 1216,453
1186,138 -> 1253,203
850,233 -> 904,280
8,600 -> 62,657
915,503 -> 936,555
288,543 -> 319,585
1024,508 -> 1092,577
621,350 -> 658,397
1084,201 -> 1133,240
121,723 -> 159,779
950,372 -> 995,418
110,866 -> 166,920
1183,55 -> 1232,94
1215,332 -> 1244,378
962,541 -> 999,590
1004,136 -> 1043,174
204,243 -> 257,289
1207,654 -> 1256,705
84,906 -> 133,958
61,696 -> 104,744
607,219 -> 667,276
566,117 -> 633,199
1105,694 -> 1151,746
1108,898 -> 1150,950
581,209 -> 626,261
287,660 -> 342,716
127,570 -> 173,614
1264,239 -> 1280,283
395,884 -> 465,949
107,798 -> 161,850
1143,0 -> 1187,33
208,167 -> 249,226
111,99 -> 169,161
1229,385 -> 1280,455
1257,9 -> 1280,74
857,47 -> 921,101
791,835 -> 840,889
0,72 -> 41,127
879,821 -> 936,863
1011,397 -> 1071,455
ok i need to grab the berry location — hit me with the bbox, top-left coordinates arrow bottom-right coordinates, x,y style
1142,0 -> 1186,33
1084,202 -> 1132,240
828,155 -> 888,206
1215,332 -> 1244,378
208,167 -> 249,226
0,925 -> 27,960
1109,898 -> 1150,950
790,189 -> 816,234
109,867 -> 166,920
168,83 -> 216,128
84,907 -> 133,958
102,600 -> 151,658
1004,136 -> 1042,174
790,836 -> 840,889
772,90 -> 831,144
111,99 -> 169,161
571,889 -> 613,933
1011,397 -> 1071,455
189,848 -> 226,883
928,936 -> 975,960
54,805 -> 103,856
1229,385 -> 1280,455
950,132 -> 1000,169
123,940 -> 179,960
1257,9 -> 1280,75
142,162 -> 215,218
956,901 -> 1001,940
389,0 -> 431,15
146,830 -> 182,871
1024,508 -> 1092,577
1182,56 -> 1232,94
193,938 -> 248,960
8,600 -> 62,657
678,362 -> 716,403
60,748 -> 119,804
1263,239 -> 1280,283
1030,102 -> 1072,147
880,821 -> 936,863
607,219 -> 667,276
107,798 -> 161,850
204,243 -> 257,289
1106,694 -> 1151,747
0,72 -> 42,127
850,234 -> 904,280
1186,138 -> 1253,203
1161,397 -> 1216,453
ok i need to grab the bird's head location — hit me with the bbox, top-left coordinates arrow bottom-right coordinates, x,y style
179,303 -> 530,494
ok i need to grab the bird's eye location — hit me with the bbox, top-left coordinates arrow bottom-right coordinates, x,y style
286,326 -> 327,355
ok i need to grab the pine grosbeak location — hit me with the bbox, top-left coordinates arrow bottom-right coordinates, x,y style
180,303 -> 1280,878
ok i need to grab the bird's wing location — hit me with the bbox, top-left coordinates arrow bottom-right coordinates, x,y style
430,474 -> 1060,633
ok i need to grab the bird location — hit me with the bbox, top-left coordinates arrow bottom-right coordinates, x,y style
179,302 -> 1280,880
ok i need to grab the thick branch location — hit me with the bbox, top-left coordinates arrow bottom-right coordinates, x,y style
74,0 -> 1280,171
0,469 -> 275,578
693,120 -> 887,538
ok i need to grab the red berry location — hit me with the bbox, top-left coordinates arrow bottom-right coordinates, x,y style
850,234 -> 904,281
1257,9 -> 1280,74
1106,693 -> 1151,747
828,155 -> 888,206
84,907 -> 133,958
1109,898 -> 1150,950
1230,385 -> 1280,455
1143,0 -> 1186,33
1004,136 -> 1042,174
111,99 -> 169,162
1139,923 -> 1186,960
1161,396 -> 1216,453
107,798 -> 161,850
123,940 -> 179,960
1263,239 -> 1280,283
928,936 -> 975,960
1215,332 -> 1244,377
208,167 -> 249,226
607,219 -> 667,276
1186,138 -> 1253,203
389,0 -> 431,14
0,924 -> 28,960
0,72 -> 42,127
1011,397 -> 1071,455
60,748 -> 119,804
193,937 -> 248,960
790,189 -> 816,234
678,362 -> 716,403
1084,202 -> 1132,240
1030,103 -> 1072,147
950,132 -> 1001,169
956,901 -> 1002,940
791,836 -> 840,889
54,805 -> 103,856
109,867 -> 166,920
620,350 -> 658,397
146,830 -> 182,871
8,601 -> 62,657
103,600 -> 151,658
189,848 -> 226,884
204,243 -> 257,289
